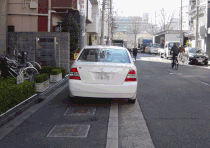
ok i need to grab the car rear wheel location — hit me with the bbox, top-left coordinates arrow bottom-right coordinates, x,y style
70,93 -> 78,103
204,62 -> 208,65
127,94 -> 136,104
128,98 -> 136,104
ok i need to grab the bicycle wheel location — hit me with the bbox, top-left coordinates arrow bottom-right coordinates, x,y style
21,67 -> 39,81
30,61 -> 42,73
175,59 -> 179,70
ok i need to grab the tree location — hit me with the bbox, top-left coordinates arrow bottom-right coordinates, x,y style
127,21 -> 142,47
158,9 -> 176,32
89,34 -> 92,45
146,22 -> 158,36
61,13 -> 79,53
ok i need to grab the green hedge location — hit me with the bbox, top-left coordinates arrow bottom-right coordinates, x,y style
41,66 -> 68,78
0,77 -> 36,114
49,69 -> 61,75
34,73 -> 49,83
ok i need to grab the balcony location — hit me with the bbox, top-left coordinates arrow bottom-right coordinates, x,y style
51,0 -> 78,12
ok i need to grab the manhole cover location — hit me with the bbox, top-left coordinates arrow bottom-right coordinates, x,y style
47,125 -> 91,138
64,107 -> 96,116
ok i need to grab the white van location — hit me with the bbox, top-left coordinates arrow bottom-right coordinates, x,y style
163,41 -> 180,59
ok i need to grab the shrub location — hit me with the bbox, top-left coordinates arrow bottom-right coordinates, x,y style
34,73 -> 49,83
0,79 -> 35,114
41,66 -> 68,78
49,69 -> 61,75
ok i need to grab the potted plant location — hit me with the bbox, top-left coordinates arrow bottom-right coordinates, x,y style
34,73 -> 49,92
50,69 -> 62,82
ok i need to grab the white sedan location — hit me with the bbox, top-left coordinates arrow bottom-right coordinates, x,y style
69,45 -> 138,103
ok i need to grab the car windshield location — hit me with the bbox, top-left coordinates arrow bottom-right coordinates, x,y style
78,48 -> 131,63
196,50 -> 202,53
188,48 -> 198,53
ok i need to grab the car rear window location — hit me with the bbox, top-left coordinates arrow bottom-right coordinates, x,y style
77,48 -> 131,63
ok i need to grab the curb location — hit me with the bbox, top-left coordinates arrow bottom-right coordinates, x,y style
106,102 -> 118,148
0,94 -> 38,128
0,74 -> 69,128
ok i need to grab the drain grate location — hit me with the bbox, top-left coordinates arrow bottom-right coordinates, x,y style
64,107 -> 96,116
47,125 -> 91,138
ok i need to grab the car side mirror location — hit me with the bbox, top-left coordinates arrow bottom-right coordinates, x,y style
132,58 -> 136,62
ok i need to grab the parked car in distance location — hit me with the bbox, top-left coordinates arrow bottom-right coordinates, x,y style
148,43 -> 161,55
185,47 -> 209,65
69,45 -> 138,103
145,46 -> 150,53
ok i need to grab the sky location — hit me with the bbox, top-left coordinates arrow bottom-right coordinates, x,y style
112,0 -> 189,27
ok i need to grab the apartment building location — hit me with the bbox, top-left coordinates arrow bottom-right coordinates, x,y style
86,0 -> 101,45
187,0 -> 207,50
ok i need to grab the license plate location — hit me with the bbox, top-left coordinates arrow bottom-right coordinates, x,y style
95,73 -> 110,80
198,59 -> 203,62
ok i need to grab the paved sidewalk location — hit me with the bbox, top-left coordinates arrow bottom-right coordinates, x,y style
0,74 -> 69,128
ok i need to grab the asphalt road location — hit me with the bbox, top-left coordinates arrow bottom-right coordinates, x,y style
135,53 -> 210,148
1,52 -> 210,148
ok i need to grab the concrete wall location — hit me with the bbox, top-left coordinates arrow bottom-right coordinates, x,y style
7,32 -> 70,73
0,0 -> 8,55
8,0 -> 38,32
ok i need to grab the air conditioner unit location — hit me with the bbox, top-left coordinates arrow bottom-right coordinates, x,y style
30,2 -> 38,9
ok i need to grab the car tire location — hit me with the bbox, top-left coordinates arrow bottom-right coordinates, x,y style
128,98 -> 136,104
204,62 -> 208,65
128,94 -> 136,104
70,93 -> 78,103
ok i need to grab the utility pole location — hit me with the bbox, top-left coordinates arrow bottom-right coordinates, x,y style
100,0 -> 105,45
107,0 -> 111,45
206,0 -> 210,57
195,0 -> 199,48
79,0 -> 86,51
163,8 -> 165,31
180,0 -> 183,46
109,0 -> 112,45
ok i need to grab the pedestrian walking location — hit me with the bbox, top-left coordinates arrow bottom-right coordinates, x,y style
133,46 -> 138,60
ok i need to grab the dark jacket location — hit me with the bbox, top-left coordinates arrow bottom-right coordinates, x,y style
170,45 -> 179,55
133,48 -> 137,55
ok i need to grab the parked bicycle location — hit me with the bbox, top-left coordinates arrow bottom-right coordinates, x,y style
0,51 -> 41,81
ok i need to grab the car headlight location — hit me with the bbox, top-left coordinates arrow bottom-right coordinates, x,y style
206,54 -> 208,58
189,55 -> 194,57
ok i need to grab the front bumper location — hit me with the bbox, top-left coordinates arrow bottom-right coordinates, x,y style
69,80 -> 137,99
189,57 -> 208,63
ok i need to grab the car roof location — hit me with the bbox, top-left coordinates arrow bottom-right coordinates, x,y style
83,45 -> 126,50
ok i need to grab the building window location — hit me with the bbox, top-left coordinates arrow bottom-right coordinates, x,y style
8,26 -> 14,32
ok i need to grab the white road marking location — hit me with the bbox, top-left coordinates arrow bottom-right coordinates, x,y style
119,99 -> 155,148
106,102 -> 118,148
201,81 -> 210,86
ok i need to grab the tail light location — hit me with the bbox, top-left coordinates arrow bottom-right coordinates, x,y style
125,69 -> 137,82
70,67 -> 81,80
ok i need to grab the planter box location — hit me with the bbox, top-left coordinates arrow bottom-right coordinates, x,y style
50,73 -> 62,82
35,79 -> 49,92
